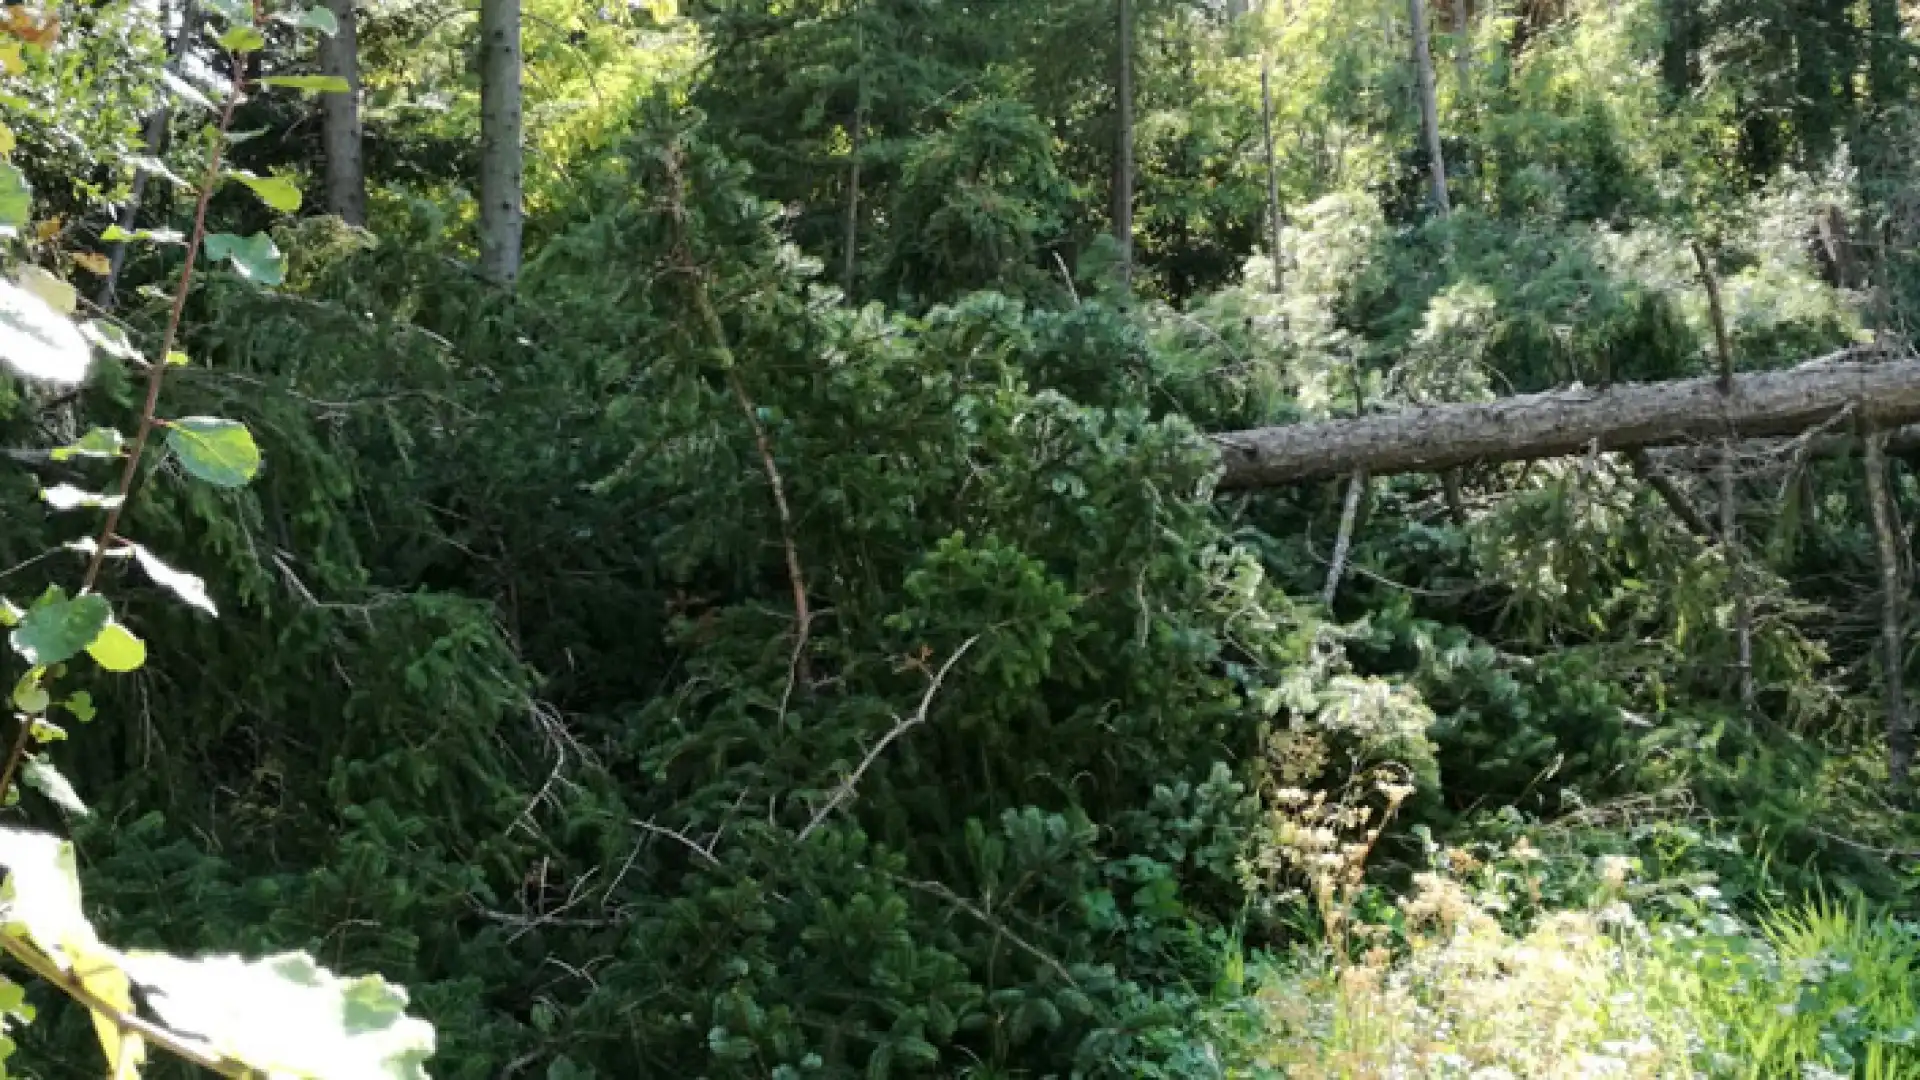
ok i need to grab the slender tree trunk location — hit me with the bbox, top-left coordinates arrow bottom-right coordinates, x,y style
1113,0 -> 1134,285
841,8 -> 864,299
1408,0 -> 1450,215
98,0 -> 198,311
1865,432 -> 1914,791
1322,469 -> 1367,606
1693,241 -> 1753,711
478,0 -> 524,288
1258,1 -> 1284,293
319,0 -> 366,225
1452,0 -> 1471,97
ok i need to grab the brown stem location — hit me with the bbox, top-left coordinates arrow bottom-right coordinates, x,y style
1693,240 -> 1734,392
1628,448 -> 1715,539
1866,431 -> 1914,790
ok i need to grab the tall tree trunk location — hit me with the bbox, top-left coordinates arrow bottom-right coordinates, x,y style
318,0 -> 366,226
1408,0 -> 1450,215
1452,0 -> 1471,99
1865,432 -> 1914,791
1258,1 -> 1284,293
1113,0 -> 1134,286
98,0 -> 198,311
479,0 -> 524,288
841,7 -> 864,300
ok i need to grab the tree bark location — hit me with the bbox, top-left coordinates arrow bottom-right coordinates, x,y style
1113,0 -> 1134,285
1865,431 -> 1914,791
1210,350 -> 1920,489
1452,0 -> 1471,97
98,0 -> 198,311
479,0 -> 524,288
1258,2 -> 1284,294
319,0 -> 366,226
1322,469 -> 1367,606
1407,0 -> 1450,215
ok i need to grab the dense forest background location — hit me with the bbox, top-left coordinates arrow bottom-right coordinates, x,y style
4,0 -> 1920,1075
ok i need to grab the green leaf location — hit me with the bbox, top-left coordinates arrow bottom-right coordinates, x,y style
271,6 -> 339,33
10,672 -> 47,715
119,950 -> 437,1079
101,224 -> 185,245
202,232 -> 285,286
0,163 -> 29,228
229,171 -> 302,212
10,593 -> 109,666
51,427 -> 125,462
39,484 -> 123,511
216,24 -> 266,51
0,600 -> 18,628
20,759 -> 85,817
260,74 -> 352,94
14,266 -> 75,316
28,719 -> 65,743
85,620 -> 145,673
62,692 -> 93,724
165,417 -> 262,488
202,0 -> 251,21
165,350 -> 189,366
130,545 -> 217,617
77,321 -> 141,363
0,279 -> 89,385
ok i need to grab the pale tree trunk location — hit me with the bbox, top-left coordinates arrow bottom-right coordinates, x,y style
319,0 -> 366,225
98,0 -> 198,310
1407,0 -> 1450,215
1452,0 -> 1471,102
1211,350 -> 1920,488
1258,1 -> 1284,293
1865,431 -> 1915,791
479,0 -> 524,288
1113,0 -> 1134,285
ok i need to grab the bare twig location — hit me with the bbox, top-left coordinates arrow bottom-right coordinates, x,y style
1864,431 -> 1914,790
1321,469 -> 1367,607
799,635 -> 981,841
886,872 -> 1079,987
1627,448 -> 1716,540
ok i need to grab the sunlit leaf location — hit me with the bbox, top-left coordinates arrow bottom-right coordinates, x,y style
10,593 -> 108,666
10,672 -> 47,715
216,24 -> 264,51
130,545 -> 217,616
260,75 -> 352,94
0,42 -> 20,77
77,322 -> 140,363
21,759 -> 85,817
164,417 -> 262,488
201,0 -> 250,22
202,232 -> 284,286
101,224 -> 184,244
51,427 -> 125,461
0,827 -> 145,1074
0,279 -> 87,385
120,949 -> 435,1079
160,71 -> 213,111
165,350 -> 189,366
0,6 -> 58,48
85,620 -> 145,673
270,6 -> 338,34
39,485 -> 122,511
69,252 -> 109,276
14,266 -> 75,315
63,691 -> 93,724
0,164 -> 28,228
229,171 -> 302,212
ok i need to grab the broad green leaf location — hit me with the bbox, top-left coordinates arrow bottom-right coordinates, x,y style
63,692 -> 93,723
216,24 -> 265,51
0,827 -> 145,1074
85,621 -> 145,673
118,949 -> 435,1079
260,74 -> 351,94
10,594 -> 109,666
51,427 -> 125,461
0,600 -> 18,627
230,171 -> 302,212
28,719 -> 64,743
130,545 -> 217,616
21,759 -> 85,817
10,672 -> 47,714
165,350 -> 189,366
39,484 -> 122,511
0,163 -> 28,228
14,266 -> 75,315
271,6 -> 338,33
165,417 -> 262,488
202,0 -> 250,22
202,232 -> 284,286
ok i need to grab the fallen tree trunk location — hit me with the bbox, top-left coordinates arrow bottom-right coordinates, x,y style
1211,350 -> 1920,489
